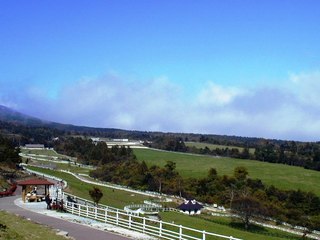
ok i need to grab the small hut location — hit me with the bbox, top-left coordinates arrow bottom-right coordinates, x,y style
17,178 -> 54,203
177,199 -> 203,215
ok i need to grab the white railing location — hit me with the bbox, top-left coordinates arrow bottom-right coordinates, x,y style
62,192 -> 129,214
63,201 -> 241,240
22,165 -> 68,189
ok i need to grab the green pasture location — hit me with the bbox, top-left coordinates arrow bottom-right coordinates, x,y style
26,166 -> 306,240
185,142 -> 255,154
134,148 -> 320,195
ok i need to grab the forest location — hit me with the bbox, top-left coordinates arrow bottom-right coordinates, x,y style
0,134 -> 21,168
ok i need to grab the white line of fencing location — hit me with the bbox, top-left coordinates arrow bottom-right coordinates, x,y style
62,192 -> 129,214
63,199 -> 241,240
22,165 -> 68,189
61,169 -> 166,198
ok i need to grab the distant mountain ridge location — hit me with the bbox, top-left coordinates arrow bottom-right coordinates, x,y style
0,105 -> 46,125
0,104 -> 301,145
0,105 -> 140,138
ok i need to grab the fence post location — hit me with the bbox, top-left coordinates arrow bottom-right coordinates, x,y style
95,207 -> 97,219
116,209 -> 119,225
86,205 -> 89,217
179,225 -> 182,240
143,217 -> 146,233
78,204 -> 81,216
159,221 -> 162,237
129,215 -> 132,229
71,202 -> 74,215
202,230 -> 206,240
105,207 -> 108,223
229,236 -> 234,240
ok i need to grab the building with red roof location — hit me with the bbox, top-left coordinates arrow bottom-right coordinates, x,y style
18,178 -> 54,202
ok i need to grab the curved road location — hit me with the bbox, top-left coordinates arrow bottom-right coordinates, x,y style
0,192 -> 131,240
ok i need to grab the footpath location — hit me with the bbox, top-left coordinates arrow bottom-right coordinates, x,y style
0,189 -> 153,240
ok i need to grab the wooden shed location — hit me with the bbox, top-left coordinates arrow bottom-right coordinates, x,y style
17,178 -> 54,203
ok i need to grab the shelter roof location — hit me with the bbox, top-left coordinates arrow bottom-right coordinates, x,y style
17,178 -> 54,186
178,199 -> 203,211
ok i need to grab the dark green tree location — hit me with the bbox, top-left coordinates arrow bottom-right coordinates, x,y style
89,187 -> 103,206
232,195 -> 265,230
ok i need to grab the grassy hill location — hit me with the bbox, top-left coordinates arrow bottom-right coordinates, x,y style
133,148 -> 320,195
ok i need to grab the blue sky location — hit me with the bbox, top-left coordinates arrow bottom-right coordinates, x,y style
1,1 -> 320,141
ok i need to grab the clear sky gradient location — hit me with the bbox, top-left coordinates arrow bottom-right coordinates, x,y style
1,1 -> 320,141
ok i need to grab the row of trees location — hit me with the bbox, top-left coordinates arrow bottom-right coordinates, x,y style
54,137 -> 136,165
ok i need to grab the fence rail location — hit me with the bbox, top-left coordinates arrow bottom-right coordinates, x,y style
63,200 -> 241,240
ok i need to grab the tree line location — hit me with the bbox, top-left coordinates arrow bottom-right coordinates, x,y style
2,117 -> 320,172
54,137 -> 136,165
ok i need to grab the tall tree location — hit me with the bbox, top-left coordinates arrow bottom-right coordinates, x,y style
232,195 -> 265,230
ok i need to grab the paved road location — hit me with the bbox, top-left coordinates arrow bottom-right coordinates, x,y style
0,193 -> 131,240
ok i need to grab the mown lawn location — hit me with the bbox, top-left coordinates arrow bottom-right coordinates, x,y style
134,148 -> 320,195
0,210 -> 68,240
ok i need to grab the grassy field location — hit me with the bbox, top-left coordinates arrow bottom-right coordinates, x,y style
21,148 -> 72,159
27,166 -> 146,209
0,210 -> 68,240
185,142 -> 256,154
26,159 -> 91,175
160,212 -> 303,240
134,148 -> 320,195
26,166 -> 306,240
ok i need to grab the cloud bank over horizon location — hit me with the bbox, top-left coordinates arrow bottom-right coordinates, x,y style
1,70 -> 320,142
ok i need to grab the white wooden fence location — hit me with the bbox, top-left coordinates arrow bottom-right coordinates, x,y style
63,198 -> 241,240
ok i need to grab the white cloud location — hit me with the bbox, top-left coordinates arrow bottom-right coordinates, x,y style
197,82 -> 247,107
289,71 -> 320,107
6,70 -> 320,141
